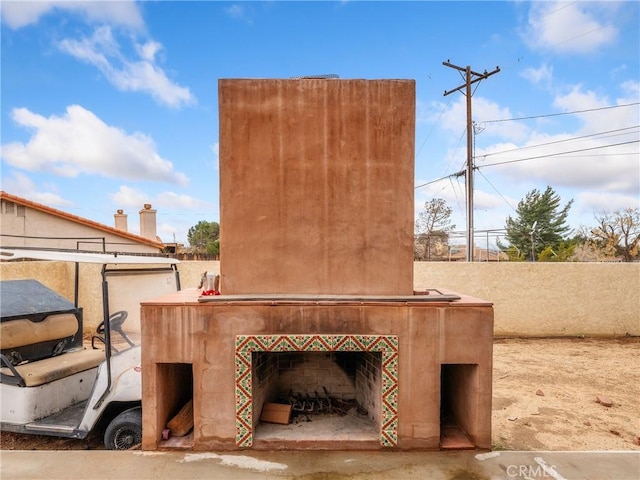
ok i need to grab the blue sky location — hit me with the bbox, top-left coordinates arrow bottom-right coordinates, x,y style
1,1 -> 638,248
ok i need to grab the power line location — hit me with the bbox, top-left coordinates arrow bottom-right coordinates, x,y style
415,173 -> 459,190
417,123 -> 638,189
481,102 -> 639,124
476,125 -> 639,161
415,137 -> 638,189
478,140 -> 639,168
476,169 -> 517,213
415,98 -> 450,158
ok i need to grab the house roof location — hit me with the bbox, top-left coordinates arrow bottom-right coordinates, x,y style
0,191 -> 163,250
0,248 -> 178,264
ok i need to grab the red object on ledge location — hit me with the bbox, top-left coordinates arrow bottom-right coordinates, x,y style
201,290 -> 221,296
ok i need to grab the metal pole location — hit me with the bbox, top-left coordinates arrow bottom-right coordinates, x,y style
486,230 -> 490,262
443,61 -> 500,263
530,221 -> 538,262
531,231 -> 536,262
465,66 -> 474,262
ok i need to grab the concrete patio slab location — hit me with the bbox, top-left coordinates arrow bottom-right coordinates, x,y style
2,449 -> 639,480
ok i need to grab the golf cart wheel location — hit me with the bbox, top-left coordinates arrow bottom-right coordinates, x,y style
104,407 -> 142,450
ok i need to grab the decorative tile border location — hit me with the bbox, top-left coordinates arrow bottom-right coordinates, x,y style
235,334 -> 399,448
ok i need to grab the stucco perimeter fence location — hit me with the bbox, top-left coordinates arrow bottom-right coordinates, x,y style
1,261 -> 638,337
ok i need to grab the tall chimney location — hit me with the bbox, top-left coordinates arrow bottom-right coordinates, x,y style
139,203 -> 157,240
114,209 -> 128,231
218,79 -> 415,295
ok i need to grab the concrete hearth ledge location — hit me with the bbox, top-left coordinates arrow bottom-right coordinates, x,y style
197,291 -> 462,303
143,288 -> 493,307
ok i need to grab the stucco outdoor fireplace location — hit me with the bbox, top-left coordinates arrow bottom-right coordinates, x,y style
140,78 -> 493,451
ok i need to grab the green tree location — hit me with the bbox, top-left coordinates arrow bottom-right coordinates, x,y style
206,238 -> 220,256
187,221 -> 220,254
504,245 -> 526,262
538,241 -> 577,262
500,186 -> 573,261
414,198 -> 455,261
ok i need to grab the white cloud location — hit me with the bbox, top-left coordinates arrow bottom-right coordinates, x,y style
58,26 -> 195,108
157,222 -> 180,243
522,1 -> 618,55
155,191 -> 207,210
575,191 -> 640,221
474,81 -> 639,196
110,185 -> 151,208
111,186 -> 207,210
553,84 -> 640,134
225,4 -> 246,20
489,139 -> 638,194
441,96 -> 530,144
136,40 -> 162,62
553,84 -> 608,112
224,3 -> 256,24
1,170 -> 73,207
620,80 -> 640,98
210,142 -> 220,170
0,0 -> 144,30
0,2 -> 55,29
415,181 -> 466,219
520,63 -> 553,86
473,187 -> 511,211
2,3 -> 192,108
1,105 -> 189,186
110,186 -> 212,241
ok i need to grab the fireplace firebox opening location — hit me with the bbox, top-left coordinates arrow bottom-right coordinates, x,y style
252,351 -> 381,443
440,363 -> 477,449
234,334 -> 399,448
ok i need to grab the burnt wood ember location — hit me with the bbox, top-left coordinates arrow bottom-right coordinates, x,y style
283,387 -> 368,423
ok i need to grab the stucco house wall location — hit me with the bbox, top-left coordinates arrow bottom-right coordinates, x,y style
1,191 -> 162,253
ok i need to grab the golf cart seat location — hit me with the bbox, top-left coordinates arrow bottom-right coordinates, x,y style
0,348 -> 105,387
0,280 -> 84,365
0,279 -> 105,387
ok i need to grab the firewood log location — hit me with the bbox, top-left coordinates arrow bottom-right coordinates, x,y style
167,399 -> 193,436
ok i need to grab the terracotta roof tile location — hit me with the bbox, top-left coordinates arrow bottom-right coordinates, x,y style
0,191 -> 163,249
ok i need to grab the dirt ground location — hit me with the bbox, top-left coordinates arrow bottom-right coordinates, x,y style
1,337 -> 638,451
491,336 -> 639,451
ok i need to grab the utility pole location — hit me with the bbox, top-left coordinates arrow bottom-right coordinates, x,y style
443,61 -> 500,262
530,221 -> 538,262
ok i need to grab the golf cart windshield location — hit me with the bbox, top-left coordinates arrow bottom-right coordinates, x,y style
0,248 -> 180,352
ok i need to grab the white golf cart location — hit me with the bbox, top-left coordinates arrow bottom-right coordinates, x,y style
0,248 -> 181,449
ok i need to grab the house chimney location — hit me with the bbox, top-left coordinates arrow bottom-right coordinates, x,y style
114,209 -> 128,231
139,203 -> 157,240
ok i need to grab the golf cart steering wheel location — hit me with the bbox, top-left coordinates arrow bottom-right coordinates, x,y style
96,310 -> 128,335
92,310 -> 135,350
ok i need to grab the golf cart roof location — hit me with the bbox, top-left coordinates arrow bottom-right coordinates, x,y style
1,279 -> 78,320
0,248 -> 180,265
